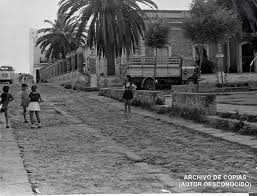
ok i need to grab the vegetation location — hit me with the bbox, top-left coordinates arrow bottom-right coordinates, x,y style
182,0 -> 240,91
216,0 -> 257,33
36,12 -> 86,60
144,21 -> 170,90
58,0 -> 157,76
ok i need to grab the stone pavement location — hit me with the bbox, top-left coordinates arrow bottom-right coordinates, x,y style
0,115 -> 33,195
2,83 -> 257,194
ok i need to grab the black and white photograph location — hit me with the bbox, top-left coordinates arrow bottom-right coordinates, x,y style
0,0 -> 257,195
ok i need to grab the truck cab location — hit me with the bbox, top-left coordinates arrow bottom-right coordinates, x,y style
0,66 -> 14,84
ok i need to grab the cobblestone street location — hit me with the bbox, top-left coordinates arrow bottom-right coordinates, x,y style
3,84 -> 257,194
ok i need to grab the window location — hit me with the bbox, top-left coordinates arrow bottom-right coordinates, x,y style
145,46 -> 155,56
157,47 -> 169,56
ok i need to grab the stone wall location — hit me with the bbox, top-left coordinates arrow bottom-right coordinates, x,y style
164,92 -> 216,115
172,84 -> 216,93
49,71 -> 91,89
99,88 -> 160,106
201,73 -> 257,84
100,88 -> 216,115
97,76 -> 124,88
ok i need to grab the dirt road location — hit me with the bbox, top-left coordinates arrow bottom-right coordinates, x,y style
5,83 -> 257,194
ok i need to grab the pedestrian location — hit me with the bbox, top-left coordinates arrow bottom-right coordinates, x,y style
20,83 -> 31,123
0,86 -> 14,128
122,75 -> 136,113
27,85 -> 43,128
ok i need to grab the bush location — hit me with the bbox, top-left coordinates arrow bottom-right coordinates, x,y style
215,120 -> 230,130
64,84 -> 72,89
131,99 -> 152,110
168,106 -> 206,123
156,107 -> 169,114
233,120 -> 244,132
220,112 -> 232,118
155,96 -> 165,105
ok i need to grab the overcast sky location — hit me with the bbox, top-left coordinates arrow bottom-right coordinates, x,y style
0,0 -> 192,73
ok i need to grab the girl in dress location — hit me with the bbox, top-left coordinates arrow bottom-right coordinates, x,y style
27,85 -> 43,128
122,75 -> 135,113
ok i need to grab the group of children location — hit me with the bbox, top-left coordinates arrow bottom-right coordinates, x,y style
0,75 -> 134,128
0,84 -> 43,128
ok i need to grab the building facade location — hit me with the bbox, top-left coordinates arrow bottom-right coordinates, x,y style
29,28 -> 49,82
84,10 -> 257,76
38,10 -> 257,87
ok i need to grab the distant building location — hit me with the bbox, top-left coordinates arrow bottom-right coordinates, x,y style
84,10 -> 257,76
29,28 -> 48,82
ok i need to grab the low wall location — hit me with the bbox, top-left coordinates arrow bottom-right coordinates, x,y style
99,88 -> 160,106
201,73 -> 257,84
48,70 -> 91,89
97,76 -> 124,88
164,92 -> 216,115
100,88 -> 216,115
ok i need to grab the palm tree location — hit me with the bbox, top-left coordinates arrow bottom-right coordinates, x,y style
58,0 -> 157,76
216,0 -> 257,33
36,12 -> 86,60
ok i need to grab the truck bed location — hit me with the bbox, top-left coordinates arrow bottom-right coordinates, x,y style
123,57 -> 182,77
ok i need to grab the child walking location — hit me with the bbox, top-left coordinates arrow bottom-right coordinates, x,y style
27,85 -> 43,128
122,75 -> 135,113
0,86 -> 14,128
20,83 -> 31,123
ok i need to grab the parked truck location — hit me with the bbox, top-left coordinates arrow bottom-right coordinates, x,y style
0,66 -> 14,84
119,56 -> 196,90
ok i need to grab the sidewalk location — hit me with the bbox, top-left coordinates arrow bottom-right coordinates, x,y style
0,115 -> 33,195
217,103 -> 257,116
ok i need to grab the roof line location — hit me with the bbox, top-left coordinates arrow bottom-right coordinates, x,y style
142,9 -> 189,13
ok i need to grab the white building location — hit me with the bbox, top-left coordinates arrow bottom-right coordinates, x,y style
28,28 -> 48,82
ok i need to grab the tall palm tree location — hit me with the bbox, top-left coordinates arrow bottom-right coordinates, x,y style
36,12 -> 86,60
58,0 -> 157,75
216,0 -> 257,33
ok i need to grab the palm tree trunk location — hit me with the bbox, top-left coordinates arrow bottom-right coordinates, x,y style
217,42 -> 224,87
196,44 -> 204,92
106,46 -> 116,76
153,48 -> 157,90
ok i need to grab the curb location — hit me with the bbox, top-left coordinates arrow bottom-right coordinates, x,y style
0,117 -> 33,195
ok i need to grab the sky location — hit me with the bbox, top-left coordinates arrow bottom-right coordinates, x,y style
0,0 -> 192,73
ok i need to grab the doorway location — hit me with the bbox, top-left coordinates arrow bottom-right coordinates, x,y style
242,43 -> 254,72
36,69 -> 40,83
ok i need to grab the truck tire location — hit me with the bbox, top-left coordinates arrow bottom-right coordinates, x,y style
186,78 -> 194,85
143,78 -> 154,90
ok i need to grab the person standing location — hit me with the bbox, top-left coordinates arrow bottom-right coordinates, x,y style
0,86 -> 14,128
20,83 -> 31,123
27,85 -> 43,128
122,75 -> 136,113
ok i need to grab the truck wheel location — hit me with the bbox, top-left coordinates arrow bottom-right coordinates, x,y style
143,78 -> 154,90
186,78 -> 194,85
